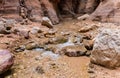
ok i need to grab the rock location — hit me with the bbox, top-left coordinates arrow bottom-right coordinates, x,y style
4,19 -> 16,27
86,51 -> 91,56
0,50 -> 14,74
49,36 -> 68,44
41,51 -> 60,60
40,0 -> 59,25
35,66 -> 44,74
46,42 -> 74,53
1,19 -> 15,34
90,74 -> 96,78
44,29 -> 56,38
83,33 -> 92,40
85,0 -> 100,14
89,63 -> 94,68
14,45 -> 25,52
31,15 -> 42,22
0,21 -> 6,33
0,21 -> 12,34
30,27 -> 42,34
77,0 -> 87,14
90,0 -> 120,23
25,42 -> 39,50
41,17 -> 53,28
20,18 -> 31,25
83,39 -> 93,50
77,14 -> 90,20
91,28 -> 120,68
68,35 -> 83,44
88,68 -> 95,73
79,24 -> 98,33
0,34 -> 4,37
61,45 -> 87,57
45,44 -> 57,52
60,31 -> 71,36
14,27 -> 30,39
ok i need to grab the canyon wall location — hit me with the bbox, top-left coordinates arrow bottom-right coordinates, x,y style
0,0 -> 120,24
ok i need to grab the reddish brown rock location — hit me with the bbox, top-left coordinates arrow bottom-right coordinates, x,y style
1,0 -> 120,24
40,0 -> 59,25
0,50 -> 14,74
85,0 -> 100,13
90,0 -> 120,23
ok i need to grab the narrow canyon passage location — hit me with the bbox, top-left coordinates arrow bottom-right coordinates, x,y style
0,0 -> 120,78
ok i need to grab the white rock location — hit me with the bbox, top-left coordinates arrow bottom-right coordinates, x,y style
41,17 -> 53,28
91,28 -> 120,68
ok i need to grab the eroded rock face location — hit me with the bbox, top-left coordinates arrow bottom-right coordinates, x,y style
90,0 -> 120,23
40,0 -> 59,25
25,0 -> 42,21
91,28 -> 120,68
4,0 -> 120,24
85,0 -> 100,13
0,0 -> 102,24
0,50 -> 14,74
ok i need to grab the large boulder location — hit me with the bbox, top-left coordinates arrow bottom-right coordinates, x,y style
0,50 -> 14,74
91,28 -> 120,68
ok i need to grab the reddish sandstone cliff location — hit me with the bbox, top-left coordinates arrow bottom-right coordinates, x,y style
0,0 -> 120,24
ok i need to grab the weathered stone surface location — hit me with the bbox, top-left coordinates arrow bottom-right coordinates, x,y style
41,17 -> 53,28
0,21 -> 5,34
30,27 -> 42,34
0,50 -> 14,74
83,39 -> 93,50
85,0 -> 100,13
25,0 -> 42,21
25,42 -> 39,50
91,28 -> 120,68
77,0 -> 87,14
40,0 -> 59,25
14,26 -> 30,39
61,45 -> 87,57
90,0 -> 120,23
49,36 -> 68,44
5,0 -> 120,24
44,29 -> 56,38
0,20 -> 14,34
79,24 -> 98,33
